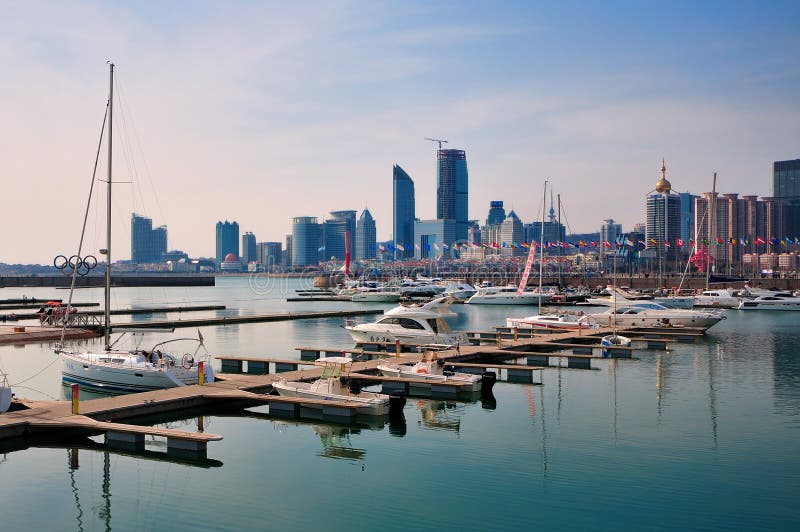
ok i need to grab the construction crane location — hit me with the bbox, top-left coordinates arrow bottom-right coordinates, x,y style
424,137 -> 448,151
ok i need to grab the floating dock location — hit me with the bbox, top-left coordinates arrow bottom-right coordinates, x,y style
0,323 -> 707,453
0,325 -> 99,345
104,309 -> 383,330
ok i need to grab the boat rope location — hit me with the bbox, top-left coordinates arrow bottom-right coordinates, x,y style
11,351 -> 61,387
58,102 -> 109,347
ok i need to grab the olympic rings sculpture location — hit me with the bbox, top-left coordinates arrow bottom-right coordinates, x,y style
53,254 -> 98,276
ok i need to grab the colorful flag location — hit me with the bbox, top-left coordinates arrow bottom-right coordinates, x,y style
677,238 -> 684,247
755,237 -> 765,245
395,244 -> 405,251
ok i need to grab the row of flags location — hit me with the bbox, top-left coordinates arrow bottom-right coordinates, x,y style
376,237 -> 800,253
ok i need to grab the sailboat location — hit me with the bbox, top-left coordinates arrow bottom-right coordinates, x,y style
601,238 -> 631,356
57,63 -> 214,393
506,181 -> 593,330
0,369 -> 12,413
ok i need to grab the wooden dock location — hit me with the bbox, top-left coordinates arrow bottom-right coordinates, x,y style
2,304 -> 227,321
0,324 -> 99,345
0,323 -> 707,452
104,309 -> 383,330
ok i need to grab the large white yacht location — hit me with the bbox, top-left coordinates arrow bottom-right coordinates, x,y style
693,289 -> 741,309
443,282 -> 477,302
586,286 -> 694,309
506,313 -> 597,330
590,302 -> 725,331
344,296 -> 468,346
738,295 -> 800,311
466,285 -> 551,305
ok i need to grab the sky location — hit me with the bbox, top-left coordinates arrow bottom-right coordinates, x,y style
1,0 -> 799,264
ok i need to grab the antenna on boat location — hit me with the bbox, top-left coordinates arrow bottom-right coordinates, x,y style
538,179 -> 548,314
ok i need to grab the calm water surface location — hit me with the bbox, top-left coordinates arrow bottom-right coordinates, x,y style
0,277 -> 798,530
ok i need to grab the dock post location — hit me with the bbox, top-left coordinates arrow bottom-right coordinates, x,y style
395,339 -> 400,358
497,333 -> 502,347
71,384 -> 79,414
198,361 -> 205,385
514,327 -> 518,341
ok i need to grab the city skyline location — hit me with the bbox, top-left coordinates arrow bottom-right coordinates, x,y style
2,1 -> 800,264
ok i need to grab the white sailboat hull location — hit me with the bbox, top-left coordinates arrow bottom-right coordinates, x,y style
61,352 -> 214,394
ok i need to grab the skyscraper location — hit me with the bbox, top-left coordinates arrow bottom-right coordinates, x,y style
600,219 -> 622,257
413,219 -> 456,259
393,165 -> 415,260
257,241 -> 282,271
356,208 -> 376,260
131,213 -> 168,263
215,220 -> 239,267
774,159 -> 800,238
241,232 -> 257,265
292,216 -> 322,267
500,211 -> 525,257
645,160 -> 680,261
283,235 -> 293,269
679,192 -> 698,247
437,149 -> 469,241
486,201 -> 506,226
323,210 -> 356,261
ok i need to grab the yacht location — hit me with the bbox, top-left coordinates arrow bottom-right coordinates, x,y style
590,302 -> 725,331
272,360 -> 401,416
506,313 -> 597,330
350,287 -> 401,303
466,285 -> 552,305
443,282 -> 477,302
57,64 -> 214,393
586,286 -> 693,309
738,295 -> 800,311
344,296 -> 468,346
693,289 -> 741,309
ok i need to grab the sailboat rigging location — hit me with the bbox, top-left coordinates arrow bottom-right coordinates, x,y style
56,63 -> 214,393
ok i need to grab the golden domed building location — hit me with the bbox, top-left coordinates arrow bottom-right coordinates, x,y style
645,159 -> 681,263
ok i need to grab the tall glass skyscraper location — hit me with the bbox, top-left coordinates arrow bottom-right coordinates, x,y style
215,220 -> 239,267
437,149 -> 469,241
486,201 -> 506,226
241,232 -> 257,265
323,210 -> 356,261
393,165 -> 415,260
131,213 -> 168,263
645,161 -> 680,261
356,208 -> 376,260
774,159 -> 800,238
292,216 -> 322,267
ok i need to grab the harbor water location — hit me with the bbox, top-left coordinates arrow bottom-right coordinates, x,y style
0,277 -> 798,530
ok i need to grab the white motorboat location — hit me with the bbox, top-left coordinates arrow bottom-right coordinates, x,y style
400,280 -> 446,297
466,285 -> 551,305
377,356 -> 482,392
590,302 -> 725,331
350,289 -> 401,303
443,282 -> 477,302
506,313 -> 597,330
57,64 -> 214,393
586,286 -> 693,309
344,296 -> 468,346
0,370 -> 12,413
738,295 -> 800,311
600,334 -> 632,357
693,289 -> 741,309
272,360 -> 397,416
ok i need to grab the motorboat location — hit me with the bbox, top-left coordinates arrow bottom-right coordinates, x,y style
590,302 -> 726,331
693,289 -> 741,309
738,295 -> 800,311
443,282 -> 477,302
377,354 -> 482,392
344,296 -> 468,346
272,360 -> 400,416
586,286 -> 693,309
600,334 -> 632,357
466,285 -> 552,305
0,370 -> 12,413
61,336 -> 215,393
57,64 -> 214,394
400,280 -> 446,297
350,288 -> 401,303
506,313 -> 597,330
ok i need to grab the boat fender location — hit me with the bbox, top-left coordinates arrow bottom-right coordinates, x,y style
416,368 -> 428,374
481,371 -> 497,394
181,354 -> 194,369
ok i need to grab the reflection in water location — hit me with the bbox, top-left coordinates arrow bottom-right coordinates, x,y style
656,353 -> 665,423
414,400 -> 463,434
272,420 -> 369,462
708,345 -> 721,450
610,359 -> 618,441
68,449 -> 84,532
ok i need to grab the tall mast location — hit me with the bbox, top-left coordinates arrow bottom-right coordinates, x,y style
557,193 -> 562,288
538,180 -> 547,314
705,172 -> 716,291
104,63 -> 114,351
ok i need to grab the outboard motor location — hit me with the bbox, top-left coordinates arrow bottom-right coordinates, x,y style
389,390 -> 407,417
481,371 -> 497,395
348,378 -> 362,395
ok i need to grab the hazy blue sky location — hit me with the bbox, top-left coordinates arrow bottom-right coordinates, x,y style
1,1 -> 799,263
